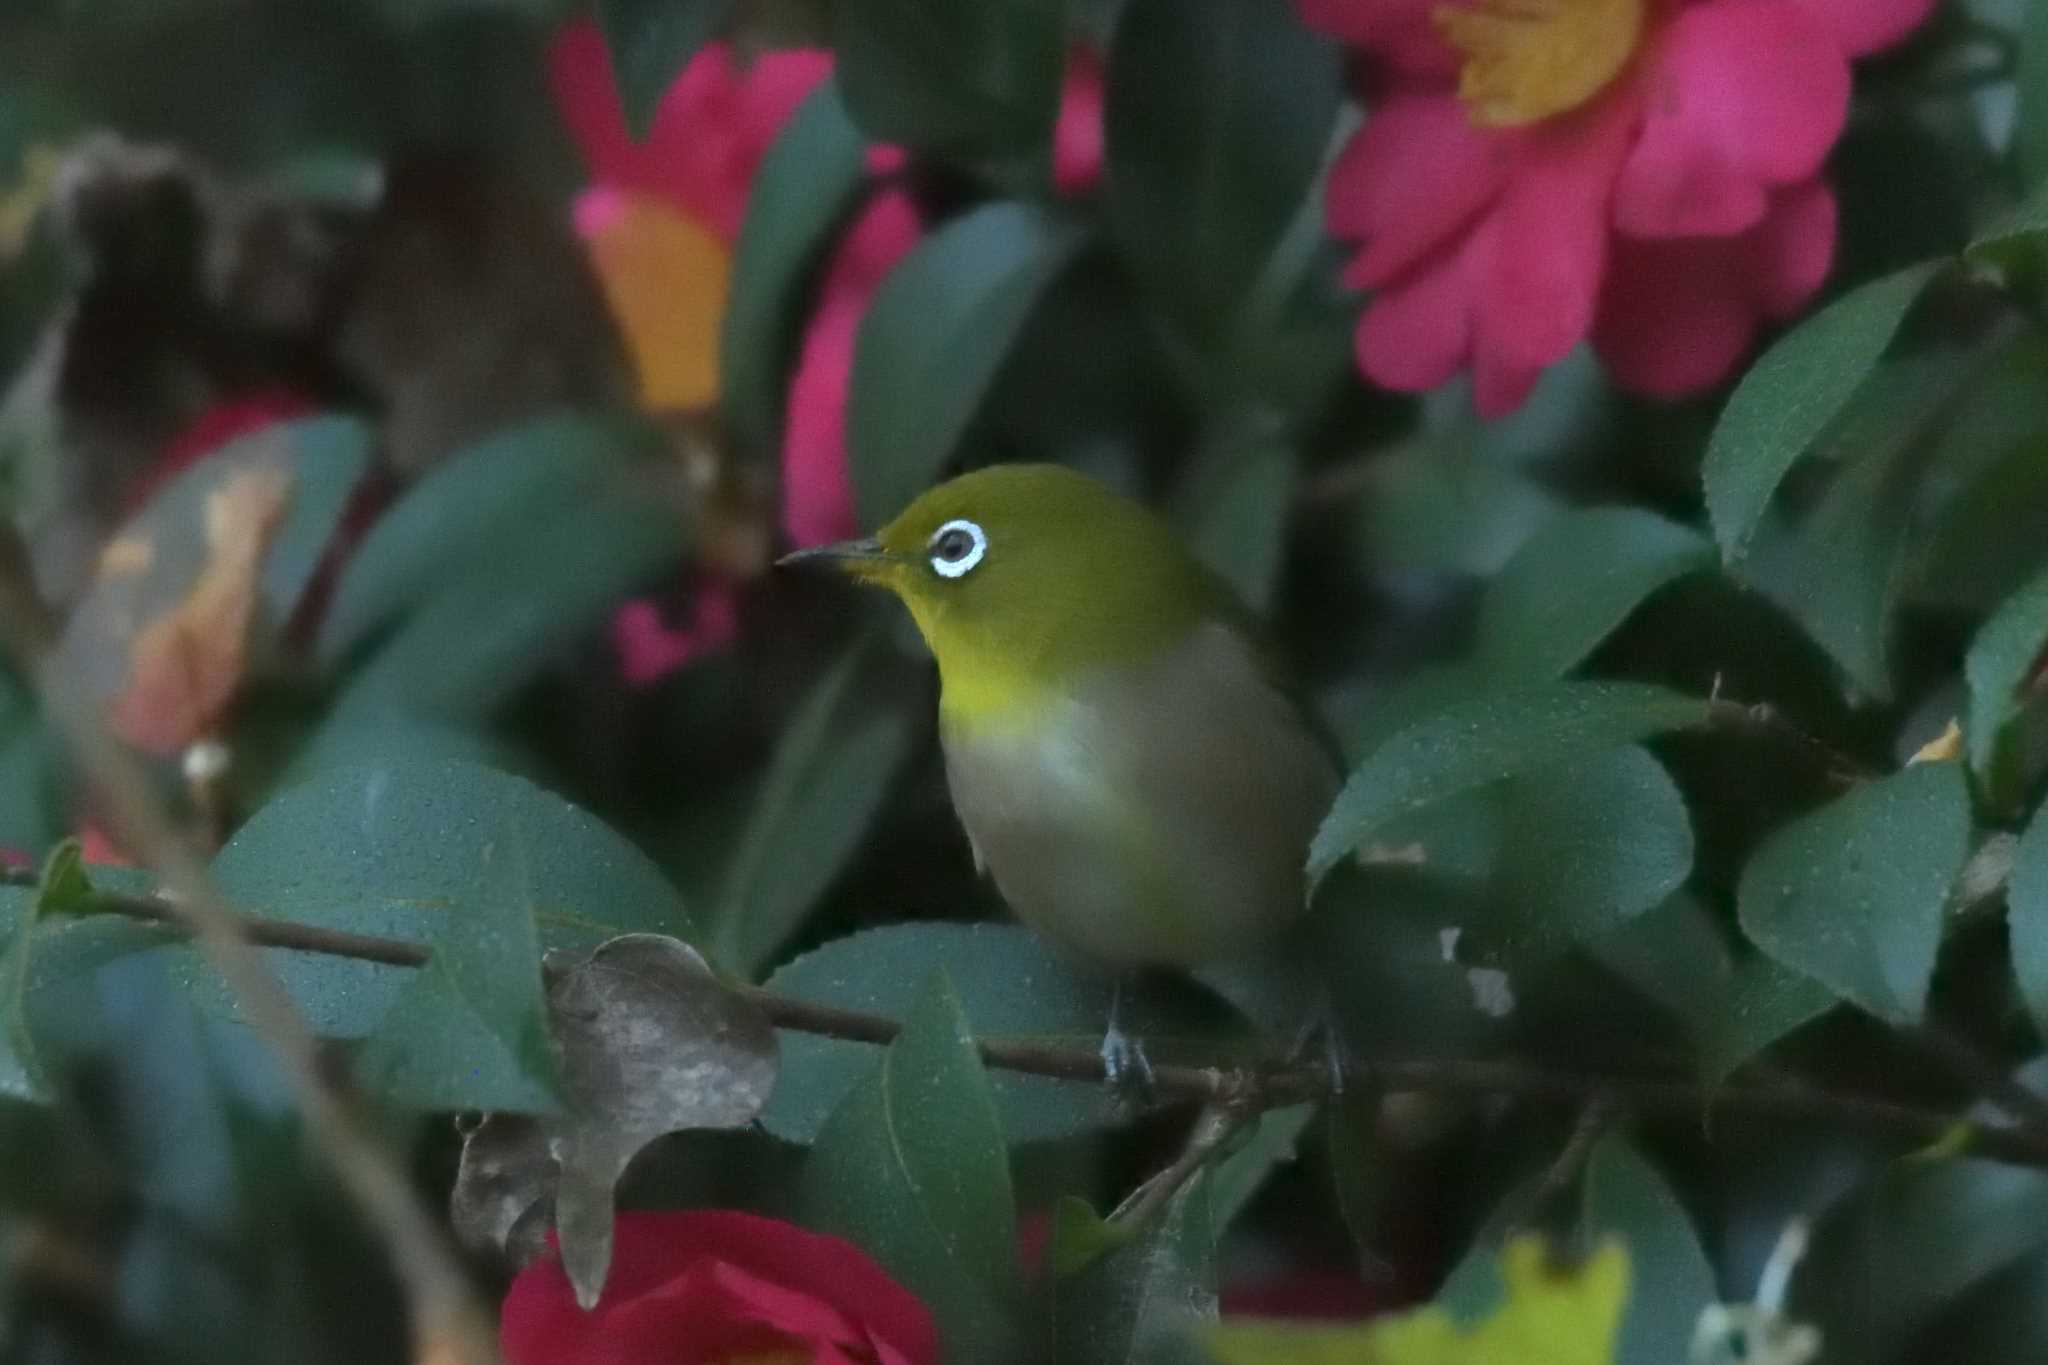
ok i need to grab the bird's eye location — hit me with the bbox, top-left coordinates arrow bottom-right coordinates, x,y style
927,518 -> 987,579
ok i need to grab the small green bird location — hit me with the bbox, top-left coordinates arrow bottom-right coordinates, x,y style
781,464 -> 1338,1078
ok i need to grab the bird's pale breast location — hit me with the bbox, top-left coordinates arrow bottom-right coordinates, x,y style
939,620 -> 1337,970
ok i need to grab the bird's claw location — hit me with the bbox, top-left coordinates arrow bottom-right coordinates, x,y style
1100,1020 -> 1156,1103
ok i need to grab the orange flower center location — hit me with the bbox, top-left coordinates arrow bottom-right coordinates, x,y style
1434,0 -> 1645,126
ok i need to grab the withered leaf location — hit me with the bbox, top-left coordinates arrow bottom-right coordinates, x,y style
105,463 -> 290,754
448,934 -> 777,1305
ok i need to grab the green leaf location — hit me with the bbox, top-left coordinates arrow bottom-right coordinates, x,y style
799,970 -> 1023,1363
1481,746 -> 1695,961
1736,761 -> 1971,1024
317,412 -> 649,665
759,923 -> 1223,1144
1106,0 -> 1341,354
1795,1158 -> 2048,1365
354,834 -> 556,1112
1474,508 -> 1712,680
708,642 -> 916,977
849,202 -> 1088,528
2023,0 -> 2048,193
1579,1136 -> 1713,1365
327,465 -> 685,723
33,839 -> 92,919
2004,799 -> 2048,1044
1052,1176 -> 1217,1365
596,0 -> 734,137
1702,260 -> 1947,562
1965,558 -> 2048,805
1307,681 -> 1712,887
1700,951 -> 1839,1088
1211,1103 -> 1317,1233
1171,426 -> 1297,615
720,78 -> 871,457
1745,347 -> 1983,701
1354,444 -> 1565,577
830,0 -> 1063,159
194,759 -> 692,1040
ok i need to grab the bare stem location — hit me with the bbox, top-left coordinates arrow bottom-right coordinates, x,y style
31,880 -> 2048,1172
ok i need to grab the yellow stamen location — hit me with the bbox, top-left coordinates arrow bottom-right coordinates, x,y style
1435,0 -> 1645,127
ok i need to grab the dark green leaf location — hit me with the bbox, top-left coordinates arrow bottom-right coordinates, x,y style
831,0 -> 1063,159
317,413 -> 651,665
708,642 -> 916,977
1737,761 -> 1971,1023
1482,746 -> 1695,960
195,759 -> 692,1040
1052,1176 -> 1217,1365
1171,425 -> 1297,615
1579,1136 -> 1714,1365
1703,260 -> 1947,561
1746,347 -> 1983,701
1965,558 -> 2048,804
596,0 -> 735,137
327,465 -> 684,723
1474,508 -> 1712,680
759,923 -> 1222,1144
354,833 -> 555,1112
1106,0 -> 1341,353
1354,444 -> 1564,577
720,79 -> 870,456
1796,1158 -> 2048,1365
2023,0 -> 2048,193
2004,799 -> 2048,1043
799,970 -> 1023,1363
33,838 -> 92,918
849,202 -> 1088,527
1307,681 -> 1711,886
1701,951 -> 1839,1088
1210,1103 -> 1316,1232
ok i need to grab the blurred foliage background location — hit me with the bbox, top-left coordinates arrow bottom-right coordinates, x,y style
0,0 -> 2047,1362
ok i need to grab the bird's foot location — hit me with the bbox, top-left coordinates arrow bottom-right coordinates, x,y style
1100,1018 -> 1156,1104
1286,991 -> 1351,1096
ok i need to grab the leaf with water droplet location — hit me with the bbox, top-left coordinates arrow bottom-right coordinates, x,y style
1737,763 -> 1970,1024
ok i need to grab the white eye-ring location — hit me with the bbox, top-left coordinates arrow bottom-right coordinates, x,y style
928,518 -> 987,578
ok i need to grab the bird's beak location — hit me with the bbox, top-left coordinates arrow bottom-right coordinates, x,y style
775,537 -> 895,578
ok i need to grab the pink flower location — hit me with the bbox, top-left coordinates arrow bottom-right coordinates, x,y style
548,21 -> 830,245
1302,0 -> 1937,415
779,54 -> 1107,548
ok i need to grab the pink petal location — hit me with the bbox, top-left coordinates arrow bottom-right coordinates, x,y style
1750,177 -> 1837,318
1326,92 -> 1510,288
572,184 -> 632,238
1053,45 -> 1106,197
611,584 -> 739,687
546,20 -> 831,243
1355,230 -> 1481,395
546,20 -> 638,188
1477,90 -> 1639,372
1292,0 -> 1459,74
783,190 -> 924,546
1613,0 -> 1848,239
1593,184 -> 1835,397
1787,0 -> 1939,56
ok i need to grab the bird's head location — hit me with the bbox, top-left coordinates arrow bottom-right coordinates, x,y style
778,464 -> 1222,715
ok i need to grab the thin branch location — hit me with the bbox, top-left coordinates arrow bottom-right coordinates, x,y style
32,883 -> 2048,1172
0,528 -> 500,1365
1114,1103 -> 1253,1232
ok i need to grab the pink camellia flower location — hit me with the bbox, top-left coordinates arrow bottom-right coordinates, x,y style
1299,0 -> 1938,415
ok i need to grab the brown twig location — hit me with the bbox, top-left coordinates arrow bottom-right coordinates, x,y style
1114,1103 -> 1253,1232
27,882 -> 2048,1171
